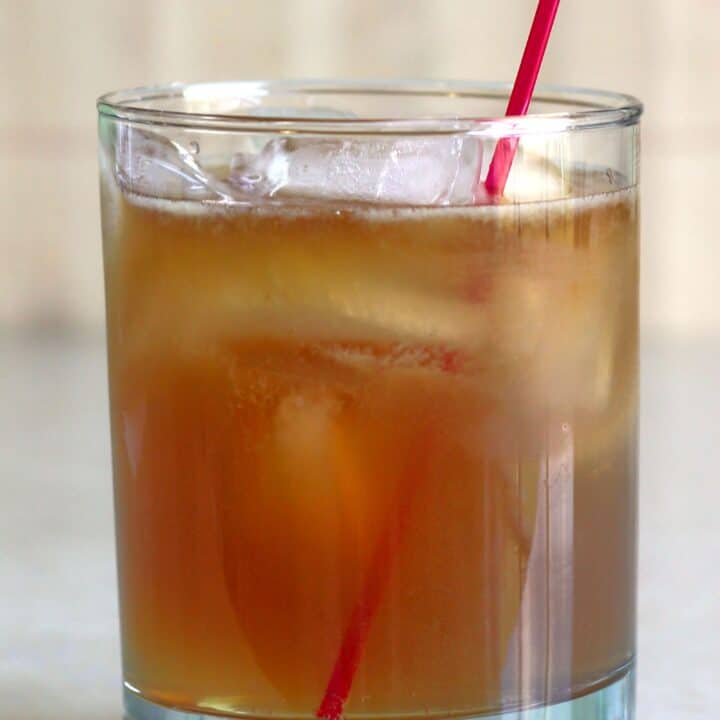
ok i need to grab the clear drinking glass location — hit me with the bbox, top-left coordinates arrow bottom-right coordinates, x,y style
98,81 -> 641,720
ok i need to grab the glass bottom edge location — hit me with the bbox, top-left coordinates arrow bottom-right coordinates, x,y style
124,667 -> 635,720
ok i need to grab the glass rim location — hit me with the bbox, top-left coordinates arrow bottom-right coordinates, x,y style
97,80 -> 642,136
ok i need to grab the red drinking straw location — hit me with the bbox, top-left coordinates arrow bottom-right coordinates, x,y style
315,475 -> 415,720
315,427 -> 433,720
485,0 -> 561,197
316,5 -> 561,719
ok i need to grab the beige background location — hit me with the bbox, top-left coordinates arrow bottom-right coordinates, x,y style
0,0 -> 716,339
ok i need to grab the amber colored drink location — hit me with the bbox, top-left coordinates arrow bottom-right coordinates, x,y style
103,183 -> 637,718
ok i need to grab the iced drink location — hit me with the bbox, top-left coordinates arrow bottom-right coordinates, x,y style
99,82 -> 640,720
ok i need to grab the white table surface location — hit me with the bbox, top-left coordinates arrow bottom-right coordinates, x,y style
1,334 -> 718,720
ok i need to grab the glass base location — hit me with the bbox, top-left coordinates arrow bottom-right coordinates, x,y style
124,668 -> 634,720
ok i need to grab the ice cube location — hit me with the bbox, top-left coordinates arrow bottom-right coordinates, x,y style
114,125 -> 234,201
222,107 -> 360,165
274,390 -> 341,471
502,149 -> 568,202
230,135 -> 481,205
